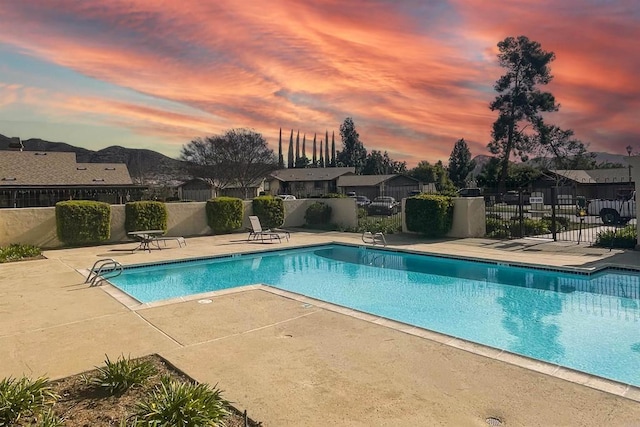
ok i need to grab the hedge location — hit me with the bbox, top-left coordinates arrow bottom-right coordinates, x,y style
125,201 -> 168,232
56,200 -> 111,245
405,194 -> 453,237
206,197 -> 244,233
304,202 -> 332,225
252,196 -> 284,229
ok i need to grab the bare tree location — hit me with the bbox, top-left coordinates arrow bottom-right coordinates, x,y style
180,128 -> 278,199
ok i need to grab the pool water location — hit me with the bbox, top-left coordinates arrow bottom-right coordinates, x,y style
110,244 -> 640,386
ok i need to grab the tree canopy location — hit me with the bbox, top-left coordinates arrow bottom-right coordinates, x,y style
448,138 -> 476,188
180,128 -> 277,198
362,150 -> 407,175
336,117 -> 367,173
488,35 -> 558,191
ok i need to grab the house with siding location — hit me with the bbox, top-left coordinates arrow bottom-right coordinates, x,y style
337,174 -> 420,200
0,150 -> 143,208
266,167 -> 355,198
539,169 -> 634,202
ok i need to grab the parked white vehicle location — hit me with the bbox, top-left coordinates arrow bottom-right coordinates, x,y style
587,191 -> 636,225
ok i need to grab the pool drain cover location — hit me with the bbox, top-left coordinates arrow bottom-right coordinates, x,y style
198,299 -> 212,304
485,417 -> 503,426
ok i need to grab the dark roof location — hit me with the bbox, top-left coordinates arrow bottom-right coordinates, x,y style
336,174 -> 418,187
0,151 -> 134,186
269,167 -> 355,182
550,169 -> 632,184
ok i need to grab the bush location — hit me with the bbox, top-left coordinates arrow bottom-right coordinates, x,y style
541,215 -> 570,232
595,226 -> 637,249
486,217 -> 510,238
321,193 -> 347,198
304,202 -> 332,225
133,376 -> 229,426
125,201 -> 168,232
405,194 -> 453,237
509,218 -> 550,238
206,197 -> 244,233
0,376 -> 58,425
91,354 -> 157,395
55,200 -> 111,245
0,243 -> 41,263
353,216 -> 401,234
252,196 -> 284,229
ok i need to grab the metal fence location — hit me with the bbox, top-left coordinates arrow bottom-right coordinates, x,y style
484,187 -> 636,245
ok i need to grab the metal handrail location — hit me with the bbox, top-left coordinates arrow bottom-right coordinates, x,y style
85,258 -> 123,286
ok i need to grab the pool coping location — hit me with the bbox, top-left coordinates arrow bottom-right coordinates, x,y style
82,241 -> 640,403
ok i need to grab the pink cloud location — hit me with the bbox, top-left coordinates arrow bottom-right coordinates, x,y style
0,0 -> 637,164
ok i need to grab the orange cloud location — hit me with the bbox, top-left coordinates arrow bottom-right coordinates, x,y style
0,0 -> 637,165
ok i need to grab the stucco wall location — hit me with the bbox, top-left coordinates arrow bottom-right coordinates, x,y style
401,197 -> 486,238
0,198 -> 359,248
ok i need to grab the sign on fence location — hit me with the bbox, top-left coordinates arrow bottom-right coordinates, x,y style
529,196 -> 544,204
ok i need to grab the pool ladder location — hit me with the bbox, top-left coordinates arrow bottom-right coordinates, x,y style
85,258 -> 123,286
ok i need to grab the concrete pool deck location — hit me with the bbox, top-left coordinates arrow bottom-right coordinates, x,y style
2,231 -> 640,426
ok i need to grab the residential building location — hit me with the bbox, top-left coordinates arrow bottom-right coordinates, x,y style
266,167 -> 355,198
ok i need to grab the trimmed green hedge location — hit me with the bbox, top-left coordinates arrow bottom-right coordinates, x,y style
304,202 -> 332,225
125,201 -> 168,232
252,196 -> 284,229
206,197 -> 244,233
405,194 -> 453,237
56,201 -> 111,245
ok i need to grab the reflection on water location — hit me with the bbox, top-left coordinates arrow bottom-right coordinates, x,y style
112,244 -> 640,386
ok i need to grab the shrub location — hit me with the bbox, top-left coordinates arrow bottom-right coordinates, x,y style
252,196 -> 284,229
321,193 -> 347,198
125,201 -> 168,232
353,216 -> 401,234
0,243 -> 41,263
509,218 -> 550,238
55,201 -> 111,245
304,202 -> 332,225
206,197 -> 244,233
486,217 -> 510,238
541,215 -> 570,232
133,376 -> 229,426
0,376 -> 58,425
91,354 -> 157,395
405,194 -> 453,237
595,226 -> 637,249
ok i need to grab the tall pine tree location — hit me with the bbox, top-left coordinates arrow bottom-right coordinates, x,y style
312,133 -> 317,166
295,130 -> 300,167
319,139 -> 325,167
331,131 -> 336,167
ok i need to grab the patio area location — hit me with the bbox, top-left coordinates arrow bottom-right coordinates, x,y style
2,231 -> 640,426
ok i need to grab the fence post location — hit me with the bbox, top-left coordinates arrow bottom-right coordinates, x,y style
518,189 -> 524,237
551,186 -> 557,241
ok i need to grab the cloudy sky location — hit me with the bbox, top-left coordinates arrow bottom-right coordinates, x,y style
0,1 -> 637,166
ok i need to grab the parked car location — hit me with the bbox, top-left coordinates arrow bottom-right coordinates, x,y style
367,196 -> 400,216
355,195 -> 371,207
457,188 -> 482,197
276,194 -> 296,200
346,191 -> 357,198
587,191 -> 636,225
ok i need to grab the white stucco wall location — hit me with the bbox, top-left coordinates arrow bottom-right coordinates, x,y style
626,156 -> 640,248
0,198 -> 359,248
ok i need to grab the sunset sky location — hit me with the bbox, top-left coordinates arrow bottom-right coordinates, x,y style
0,1 -> 637,167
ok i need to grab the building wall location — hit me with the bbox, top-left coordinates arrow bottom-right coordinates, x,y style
0,198 -> 358,248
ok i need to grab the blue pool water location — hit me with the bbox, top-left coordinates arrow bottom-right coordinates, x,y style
110,244 -> 640,386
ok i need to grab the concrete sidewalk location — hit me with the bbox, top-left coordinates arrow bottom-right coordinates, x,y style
2,232 -> 640,426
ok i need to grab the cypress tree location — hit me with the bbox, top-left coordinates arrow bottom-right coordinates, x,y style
331,131 -> 336,167
312,133 -> 317,166
319,139 -> 325,167
302,134 -> 307,159
324,131 -> 329,166
287,129 -> 294,168
295,130 -> 300,167
278,127 -> 284,168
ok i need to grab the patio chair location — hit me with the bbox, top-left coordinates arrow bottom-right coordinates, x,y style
248,216 -> 290,243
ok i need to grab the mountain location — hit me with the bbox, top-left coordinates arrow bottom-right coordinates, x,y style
0,134 -> 190,186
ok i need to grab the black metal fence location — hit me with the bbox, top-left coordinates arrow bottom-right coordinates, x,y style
484,187 -> 636,245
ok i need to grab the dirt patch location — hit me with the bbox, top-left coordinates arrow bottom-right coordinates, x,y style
26,354 -> 261,426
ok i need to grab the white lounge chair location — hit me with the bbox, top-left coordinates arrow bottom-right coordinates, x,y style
248,216 -> 290,243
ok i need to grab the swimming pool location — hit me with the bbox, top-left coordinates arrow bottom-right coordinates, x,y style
110,244 -> 640,387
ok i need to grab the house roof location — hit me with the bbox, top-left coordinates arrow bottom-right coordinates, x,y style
336,174 -> 419,187
0,151 -> 134,187
550,169 -> 632,184
269,167 -> 355,182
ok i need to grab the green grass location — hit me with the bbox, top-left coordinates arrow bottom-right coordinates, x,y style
0,243 -> 42,263
92,355 -> 157,395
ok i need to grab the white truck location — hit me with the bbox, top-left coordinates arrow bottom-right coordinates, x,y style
587,191 -> 636,225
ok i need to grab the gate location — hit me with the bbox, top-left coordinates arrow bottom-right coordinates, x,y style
484,187 -> 633,245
